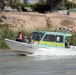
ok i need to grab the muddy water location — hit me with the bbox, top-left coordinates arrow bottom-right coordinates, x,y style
0,50 -> 76,75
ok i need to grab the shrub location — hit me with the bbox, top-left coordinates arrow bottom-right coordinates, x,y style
32,3 -> 51,13
0,24 -> 32,49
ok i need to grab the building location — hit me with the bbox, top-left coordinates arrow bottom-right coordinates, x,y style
12,0 -> 24,3
25,0 -> 40,4
18,0 -> 24,3
68,0 -> 76,3
68,0 -> 72,2
72,0 -> 76,3
13,0 -> 46,4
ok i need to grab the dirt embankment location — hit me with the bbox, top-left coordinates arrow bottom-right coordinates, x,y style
0,12 -> 76,32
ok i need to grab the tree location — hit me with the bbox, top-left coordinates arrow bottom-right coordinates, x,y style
46,0 -> 68,10
0,0 -> 5,11
0,0 -> 15,11
45,0 -> 61,10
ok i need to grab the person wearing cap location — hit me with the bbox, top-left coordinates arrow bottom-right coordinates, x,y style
24,36 -> 28,43
28,37 -> 34,44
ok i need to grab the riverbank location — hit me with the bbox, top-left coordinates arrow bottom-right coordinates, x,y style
0,12 -> 76,32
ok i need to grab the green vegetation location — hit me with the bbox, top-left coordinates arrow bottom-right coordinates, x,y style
11,3 -> 51,12
11,1 -> 76,12
12,3 -> 33,8
1,0 -> 76,12
0,24 -> 30,49
66,33 -> 76,46
66,1 -> 76,9
31,3 -> 51,13
0,24 -> 15,49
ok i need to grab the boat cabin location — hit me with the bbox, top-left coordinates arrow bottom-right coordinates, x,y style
38,32 -> 72,48
28,30 -> 72,48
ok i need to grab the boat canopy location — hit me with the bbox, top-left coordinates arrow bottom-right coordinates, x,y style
45,32 -> 72,37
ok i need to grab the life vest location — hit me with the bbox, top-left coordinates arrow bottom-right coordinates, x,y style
19,34 -> 22,41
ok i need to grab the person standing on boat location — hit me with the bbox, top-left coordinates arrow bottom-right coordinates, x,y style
16,32 -> 23,42
65,40 -> 70,48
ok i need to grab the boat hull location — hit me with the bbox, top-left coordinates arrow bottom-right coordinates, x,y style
4,39 -> 76,56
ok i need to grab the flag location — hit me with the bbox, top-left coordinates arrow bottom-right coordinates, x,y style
68,25 -> 75,32
69,28 -> 75,32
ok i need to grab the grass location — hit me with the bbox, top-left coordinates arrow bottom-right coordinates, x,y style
0,24 -> 30,49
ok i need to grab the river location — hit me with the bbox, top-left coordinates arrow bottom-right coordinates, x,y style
0,50 -> 76,75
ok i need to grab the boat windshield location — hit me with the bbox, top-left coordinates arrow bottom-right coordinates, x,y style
28,32 -> 45,41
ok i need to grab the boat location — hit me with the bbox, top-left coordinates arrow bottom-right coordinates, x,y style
4,30 -> 76,56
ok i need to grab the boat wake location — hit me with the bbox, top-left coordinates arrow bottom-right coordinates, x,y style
28,47 -> 76,56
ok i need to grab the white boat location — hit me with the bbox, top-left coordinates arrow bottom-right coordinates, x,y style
4,30 -> 76,56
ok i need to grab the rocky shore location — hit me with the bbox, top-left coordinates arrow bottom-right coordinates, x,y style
0,12 -> 76,32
